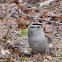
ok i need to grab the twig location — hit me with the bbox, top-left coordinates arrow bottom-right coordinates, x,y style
20,12 -> 62,25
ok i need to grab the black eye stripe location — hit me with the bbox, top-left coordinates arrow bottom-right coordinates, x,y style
32,23 -> 42,25
30,26 -> 40,28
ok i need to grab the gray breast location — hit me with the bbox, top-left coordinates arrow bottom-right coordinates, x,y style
28,25 -> 48,53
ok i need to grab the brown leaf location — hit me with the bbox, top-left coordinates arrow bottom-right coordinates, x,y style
55,16 -> 62,19
2,40 -> 7,44
14,0 -> 18,3
45,31 -> 53,34
43,11 -> 48,18
18,15 -> 26,29
42,25 -> 53,34
23,9 -> 32,14
18,5 -> 23,10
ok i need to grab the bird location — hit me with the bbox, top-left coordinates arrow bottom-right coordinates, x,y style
28,22 -> 48,54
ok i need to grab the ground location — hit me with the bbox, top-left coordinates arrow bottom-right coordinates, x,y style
0,0 -> 62,62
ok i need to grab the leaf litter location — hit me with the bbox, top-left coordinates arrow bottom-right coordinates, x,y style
0,0 -> 62,62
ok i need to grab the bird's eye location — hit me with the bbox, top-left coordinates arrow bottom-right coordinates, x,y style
38,26 -> 40,28
30,27 -> 34,28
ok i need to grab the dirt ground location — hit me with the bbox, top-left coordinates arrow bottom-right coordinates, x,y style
0,0 -> 62,62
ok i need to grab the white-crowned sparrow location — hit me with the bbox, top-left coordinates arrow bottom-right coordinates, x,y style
28,23 -> 48,53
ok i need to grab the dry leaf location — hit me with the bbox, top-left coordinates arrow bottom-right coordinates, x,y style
14,0 -> 19,3
18,15 -> 26,29
43,11 -> 48,18
23,9 -> 32,14
18,5 -> 23,10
